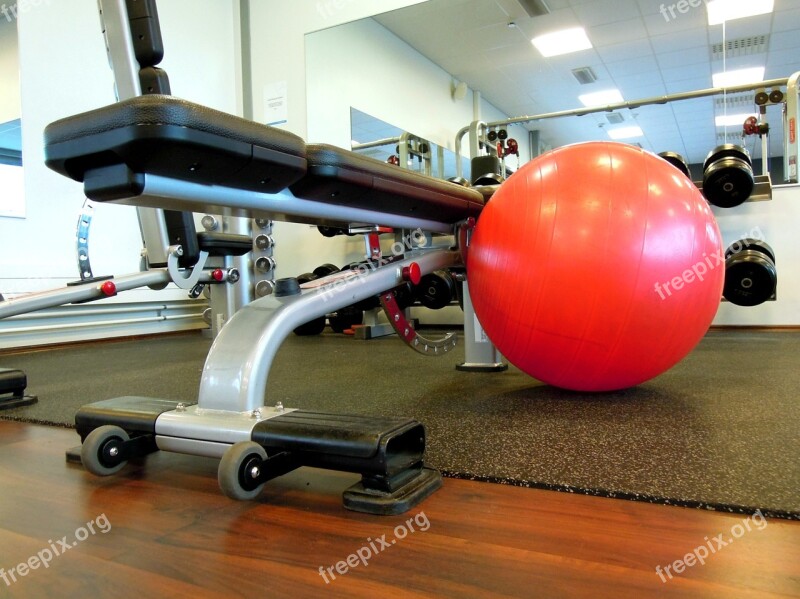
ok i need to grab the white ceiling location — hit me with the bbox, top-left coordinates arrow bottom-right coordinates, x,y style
375,0 -> 800,166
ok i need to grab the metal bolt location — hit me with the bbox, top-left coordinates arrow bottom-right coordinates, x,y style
249,465 -> 261,479
254,218 -> 271,230
251,408 -> 262,419
109,447 -> 119,457
227,268 -> 241,284
256,280 -> 275,297
255,235 -> 274,251
176,403 -> 186,412
275,401 -> 284,412
201,215 -> 219,231
394,314 -> 400,322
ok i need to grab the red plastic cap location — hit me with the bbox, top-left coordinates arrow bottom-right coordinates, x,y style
100,280 -> 117,297
212,269 -> 225,282
402,262 -> 422,285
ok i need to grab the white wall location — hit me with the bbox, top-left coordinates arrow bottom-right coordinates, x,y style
0,18 -> 20,124
1,0 -> 238,299
713,184 -> 800,325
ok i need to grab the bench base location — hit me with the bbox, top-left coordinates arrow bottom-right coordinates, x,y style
0,369 -> 38,411
70,396 -> 441,514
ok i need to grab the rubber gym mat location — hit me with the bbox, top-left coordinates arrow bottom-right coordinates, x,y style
1,329 -> 798,520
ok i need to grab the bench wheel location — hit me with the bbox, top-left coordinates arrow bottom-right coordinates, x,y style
218,441 -> 268,501
81,425 -> 130,476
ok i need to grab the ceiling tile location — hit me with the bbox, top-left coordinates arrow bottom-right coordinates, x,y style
589,17 -> 649,46
596,38 -> 654,64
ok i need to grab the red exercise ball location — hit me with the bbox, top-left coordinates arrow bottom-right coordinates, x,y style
467,141 -> 724,392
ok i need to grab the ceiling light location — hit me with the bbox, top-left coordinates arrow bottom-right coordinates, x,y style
579,89 -> 623,107
607,126 -> 643,140
713,67 -> 765,88
532,27 -> 592,58
707,0 -> 774,25
715,113 -> 757,127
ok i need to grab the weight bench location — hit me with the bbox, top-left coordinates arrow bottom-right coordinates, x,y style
43,94 -> 484,513
0,369 -> 37,411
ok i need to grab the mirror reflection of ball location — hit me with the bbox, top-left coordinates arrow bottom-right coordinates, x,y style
467,142 -> 724,392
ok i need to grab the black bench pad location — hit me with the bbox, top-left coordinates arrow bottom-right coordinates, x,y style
44,95 -> 307,194
290,144 -> 484,222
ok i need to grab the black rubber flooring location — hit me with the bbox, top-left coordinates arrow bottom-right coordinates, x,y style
1,329 -> 798,519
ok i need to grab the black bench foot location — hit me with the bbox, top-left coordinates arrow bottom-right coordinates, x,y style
344,467 -> 442,515
0,369 -> 38,411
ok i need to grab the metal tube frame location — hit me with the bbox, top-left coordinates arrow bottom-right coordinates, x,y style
455,75 -> 797,180
199,248 -> 461,413
116,176 -> 457,235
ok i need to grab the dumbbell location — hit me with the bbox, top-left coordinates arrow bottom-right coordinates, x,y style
313,263 -> 339,278
702,144 -> 754,208
415,270 -> 455,310
723,239 -> 777,307
329,306 -> 363,334
292,273 -> 326,336
447,176 -> 470,187
657,151 -> 690,178
317,225 -> 347,237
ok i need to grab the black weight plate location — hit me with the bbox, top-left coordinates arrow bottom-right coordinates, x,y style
416,271 -> 454,310
723,255 -> 777,306
702,157 -> 754,207
293,316 -> 326,336
725,239 -> 775,263
313,263 -> 339,278
393,282 -> 415,310
329,306 -> 363,334
658,151 -> 690,178
703,144 -> 752,171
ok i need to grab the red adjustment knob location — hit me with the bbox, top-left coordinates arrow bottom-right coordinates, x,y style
212,268 -> 225,282
743,116 -> 758,135
100,280 -> 117,297
402,262 -> 421,286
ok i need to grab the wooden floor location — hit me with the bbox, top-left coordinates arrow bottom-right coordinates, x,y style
0,421 -> 797,598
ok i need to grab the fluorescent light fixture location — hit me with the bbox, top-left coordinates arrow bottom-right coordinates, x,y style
715,113 -> 757,127
607,126 -> 643,140
579,89 -> 624,107
532,27 -> 592,57
713,67 -> 765,88
707,0 -> 774,25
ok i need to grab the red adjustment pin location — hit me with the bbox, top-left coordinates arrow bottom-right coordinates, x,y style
99,280 -> 117,297
402,262 -> 421,286
212,269 -> 225,282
